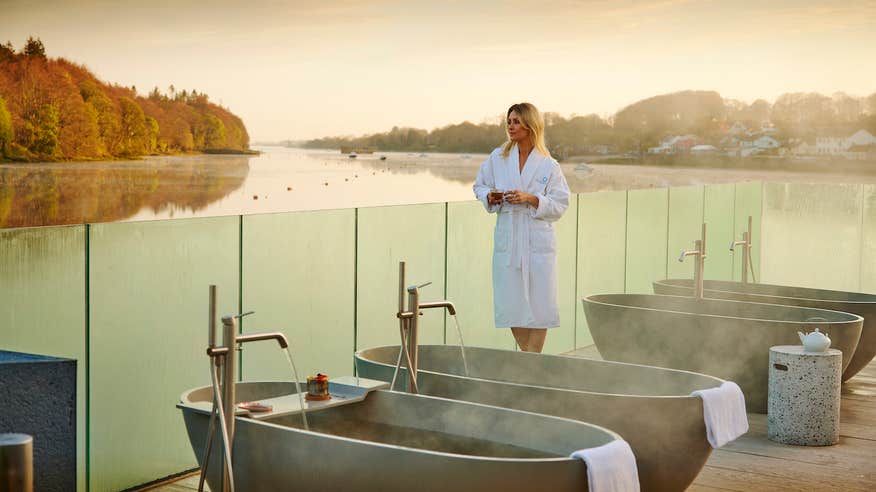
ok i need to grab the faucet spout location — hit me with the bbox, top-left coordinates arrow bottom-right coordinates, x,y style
679,250 -> 698,262
237,331 -> 289,349
418,301 -> 457,315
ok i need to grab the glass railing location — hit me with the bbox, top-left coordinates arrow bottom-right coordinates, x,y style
12,181 -> 875,491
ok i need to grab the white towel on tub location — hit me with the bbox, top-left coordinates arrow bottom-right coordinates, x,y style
570,439 -> 640,492
691,381 -> 749,448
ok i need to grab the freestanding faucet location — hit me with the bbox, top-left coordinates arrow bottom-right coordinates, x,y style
202,286 -> 290,492
679,223 -> 707,298
394,261 -> 456,393
730,215 -> 755,283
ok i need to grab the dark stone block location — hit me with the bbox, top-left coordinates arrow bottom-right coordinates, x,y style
0,350 -> 77,492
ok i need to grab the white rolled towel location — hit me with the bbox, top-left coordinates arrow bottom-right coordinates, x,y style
691,381 -> 749,448
570,439 -> 640,492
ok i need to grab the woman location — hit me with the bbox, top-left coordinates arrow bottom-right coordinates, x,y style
472,102 -> 570,353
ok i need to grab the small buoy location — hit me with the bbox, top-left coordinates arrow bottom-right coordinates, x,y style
253,195 -> 258,200
345,178 -> 349,182
287,187 -> 292,191
372,172 -> 376,175
324,182 -> 329,186
354,174 -> 358,178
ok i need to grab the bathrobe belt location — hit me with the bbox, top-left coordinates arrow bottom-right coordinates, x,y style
499,206 -> 532,306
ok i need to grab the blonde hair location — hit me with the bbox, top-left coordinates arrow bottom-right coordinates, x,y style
501,102 -> 551,158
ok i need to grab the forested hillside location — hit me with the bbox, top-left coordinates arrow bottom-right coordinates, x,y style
0,37 -> 250,162
304,90 -> 876,157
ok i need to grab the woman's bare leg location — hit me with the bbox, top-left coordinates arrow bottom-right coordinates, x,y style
527,329 -> 547,353
511,328 -> 530,351
511,328 -> 547,352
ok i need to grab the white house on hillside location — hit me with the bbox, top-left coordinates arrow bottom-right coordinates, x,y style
847,129 -> 876,147
814,130 -> 876,157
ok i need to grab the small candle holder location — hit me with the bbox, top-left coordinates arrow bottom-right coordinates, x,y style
305,373 -> 330,401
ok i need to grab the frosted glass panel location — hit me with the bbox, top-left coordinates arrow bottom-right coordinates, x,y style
543,194 -> 578,355
761,183 -> 862,291
703,184 -> 736,280
734,182 -> 763,282
666,186 -> 704,281
241,209 -> 356,380
446,201 -> 514,350
576,191 -> 626,348
626,188 -> 668,294
860,185 -> 875,294
0,226 -> 87,492
89,217 -> 240,491
356,203 -> 446,351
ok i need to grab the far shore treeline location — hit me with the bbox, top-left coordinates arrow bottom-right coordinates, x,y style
303,90 -> 876,158
0,37 -> 251,162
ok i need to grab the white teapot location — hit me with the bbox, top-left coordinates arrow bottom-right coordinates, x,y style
798,327 -> 831,352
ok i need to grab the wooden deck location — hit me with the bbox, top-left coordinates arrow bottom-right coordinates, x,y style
146,347 -> 876,492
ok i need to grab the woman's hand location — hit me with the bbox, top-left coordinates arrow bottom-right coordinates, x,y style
504,190 -> 539,208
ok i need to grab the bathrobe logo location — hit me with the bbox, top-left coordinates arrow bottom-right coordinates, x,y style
540,176 -> 548,183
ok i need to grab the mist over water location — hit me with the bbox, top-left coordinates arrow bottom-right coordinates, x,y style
5,145 -> 876,228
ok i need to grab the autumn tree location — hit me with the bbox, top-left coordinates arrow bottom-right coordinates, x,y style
0,96 -> 13,156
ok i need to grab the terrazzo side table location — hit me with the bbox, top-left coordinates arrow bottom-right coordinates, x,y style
767,345 -> 841,446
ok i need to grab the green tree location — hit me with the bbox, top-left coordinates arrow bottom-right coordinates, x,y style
202,114 -> 226,148
30,103 -> 60,156
80,80 -> 119,155
118,96 -> 148,156
0,96 -> 13,157
23,36 -> 46,58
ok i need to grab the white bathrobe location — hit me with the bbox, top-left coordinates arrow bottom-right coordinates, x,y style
473,145 -> 571,328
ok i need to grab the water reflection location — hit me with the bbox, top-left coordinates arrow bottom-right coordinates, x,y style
4,146 -> 876,229
0,155 -> 249,228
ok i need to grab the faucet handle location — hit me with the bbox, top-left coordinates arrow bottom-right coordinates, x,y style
221,311 -> 255,325
678,250 -> 687,263
407,281 -> 432,293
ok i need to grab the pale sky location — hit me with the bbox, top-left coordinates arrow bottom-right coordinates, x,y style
2,0 -> 875,140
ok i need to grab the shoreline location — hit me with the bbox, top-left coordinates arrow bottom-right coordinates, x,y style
0,148 -> 260,164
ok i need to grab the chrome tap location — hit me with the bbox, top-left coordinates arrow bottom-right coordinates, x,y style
394,261 -> 457,393
730,215 -> 754,283
679,223 -> 707,298
203,287 -> 289,492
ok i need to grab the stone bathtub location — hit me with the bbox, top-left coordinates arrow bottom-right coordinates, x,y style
178,377 -> 623,492
356,345 -> 725,492
582,293 -> 863,413
653,278 -> 876,381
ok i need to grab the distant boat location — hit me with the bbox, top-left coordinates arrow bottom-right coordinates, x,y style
419,153 -> 428,158
379,155 -> 387,161
348,152 -> 357,159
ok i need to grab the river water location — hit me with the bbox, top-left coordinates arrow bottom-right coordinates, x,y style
2,145 -> 875,228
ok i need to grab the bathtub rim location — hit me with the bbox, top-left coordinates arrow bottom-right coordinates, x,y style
583,292 -> 864,326
355,344 -> 726,400
178,380 -> 623,464
654,278 -> 876,306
